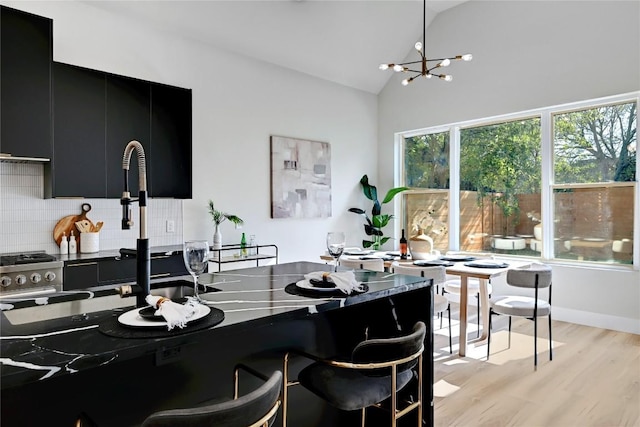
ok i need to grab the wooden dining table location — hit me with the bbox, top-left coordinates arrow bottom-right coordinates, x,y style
320,252 -> 532,357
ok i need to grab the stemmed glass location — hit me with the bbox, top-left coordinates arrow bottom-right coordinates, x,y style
183,240 -> 210,303
326,232 -> 346,272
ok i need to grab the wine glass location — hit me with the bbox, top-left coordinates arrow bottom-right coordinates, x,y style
183,240 -> 210,303
326,232 -> 346,272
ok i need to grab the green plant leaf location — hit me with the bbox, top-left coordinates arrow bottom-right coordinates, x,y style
381,187 -> 409,204
372,200 -> 381,217
364,224 -> 383,236
348,208 -> 366,215
360,175 -> 378,202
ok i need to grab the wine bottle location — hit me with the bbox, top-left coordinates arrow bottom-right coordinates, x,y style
240,232 -> 247,257
400,228 -> 408,259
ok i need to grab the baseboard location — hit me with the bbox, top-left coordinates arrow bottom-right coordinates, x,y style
553,306 -> 640,335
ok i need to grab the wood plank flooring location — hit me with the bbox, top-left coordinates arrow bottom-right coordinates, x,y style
432,309 -> 640,427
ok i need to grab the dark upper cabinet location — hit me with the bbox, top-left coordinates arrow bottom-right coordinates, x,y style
106,74 -> 151,198
150,83 -> 192,198
0,6 -> 52,158
50,63 -> 106,198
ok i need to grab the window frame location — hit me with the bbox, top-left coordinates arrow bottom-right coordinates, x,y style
395,91 -> 639,269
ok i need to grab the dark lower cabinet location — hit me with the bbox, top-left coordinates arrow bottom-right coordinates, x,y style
63,252 -> 188,290
50,63 -> 106,198
0,6 -> 52,159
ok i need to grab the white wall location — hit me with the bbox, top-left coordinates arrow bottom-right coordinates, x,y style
378,1 -> 640,333
0,0 -> 378,262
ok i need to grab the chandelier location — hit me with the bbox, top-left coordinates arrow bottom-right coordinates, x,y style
379,0 -> 472,86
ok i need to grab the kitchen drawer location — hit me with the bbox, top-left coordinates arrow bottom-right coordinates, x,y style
98,258 -> 136,284
64,261 -> 98,291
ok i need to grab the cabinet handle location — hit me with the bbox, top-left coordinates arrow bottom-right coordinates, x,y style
66,262 -> 98,268
150,273 -> 171,279
151,255 -> 171,260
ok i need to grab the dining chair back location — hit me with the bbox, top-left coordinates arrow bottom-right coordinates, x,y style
339,257 -> 385,272
392,264 -> 452,354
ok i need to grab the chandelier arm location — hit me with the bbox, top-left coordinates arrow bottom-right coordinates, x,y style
397,60 -> 424,66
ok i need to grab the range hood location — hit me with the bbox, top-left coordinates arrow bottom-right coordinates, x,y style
0,154 -> 50,163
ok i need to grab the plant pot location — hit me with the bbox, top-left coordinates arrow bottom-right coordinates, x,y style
409,231 -> 439,260
534,223 -> 542,241
213,225 -> 222,250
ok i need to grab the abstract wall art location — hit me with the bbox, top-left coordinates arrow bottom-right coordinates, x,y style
270,135 -> 331,219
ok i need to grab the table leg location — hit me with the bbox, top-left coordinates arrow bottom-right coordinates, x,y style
478,279 -> 490,340
458,276 -> 469,357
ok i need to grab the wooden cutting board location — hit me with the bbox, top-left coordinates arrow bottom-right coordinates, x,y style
53,203 -> 93,247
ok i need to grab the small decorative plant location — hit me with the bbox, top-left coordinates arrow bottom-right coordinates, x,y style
348,175 -> 408,250
208,200 -> 244,249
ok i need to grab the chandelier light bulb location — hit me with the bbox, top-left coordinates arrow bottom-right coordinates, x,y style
439,58 -> 451,67
393,64 -> 404,72
401,78 -> 410,86
461,54 -> 473,61
414,41 -> 422,52
440,74 -> 453,82
379,64 -> 390,70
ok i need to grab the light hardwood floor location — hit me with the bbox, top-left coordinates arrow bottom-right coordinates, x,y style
432,309 -> 640,427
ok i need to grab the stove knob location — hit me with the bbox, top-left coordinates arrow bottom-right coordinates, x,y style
31,272 -> 42,284
1,276 -> 11,287
15,275 -> 27,286
44,271 -> 57,282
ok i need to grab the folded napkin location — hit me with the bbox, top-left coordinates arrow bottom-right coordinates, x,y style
299,271 -> 365,295
145,295 -> 199,331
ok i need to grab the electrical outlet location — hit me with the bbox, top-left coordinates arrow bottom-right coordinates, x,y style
166,220 -> 175,233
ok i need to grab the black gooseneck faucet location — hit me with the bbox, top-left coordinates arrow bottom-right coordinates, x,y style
121,140 -> 150,308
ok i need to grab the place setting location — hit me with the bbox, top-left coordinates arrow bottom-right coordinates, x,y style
101,240 -> 225,339
285,232 -> 369,298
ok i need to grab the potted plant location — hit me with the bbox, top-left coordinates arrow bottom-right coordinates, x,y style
208,200 -> 244,250
348,175 -> 408,250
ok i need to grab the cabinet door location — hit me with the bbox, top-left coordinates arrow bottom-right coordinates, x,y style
98,258 -> 136,284
51,63 -> 106,197
150,83 -> 192,198
0,6 -> 52,158
106,75 -> 151,198
64,261 -> 98,291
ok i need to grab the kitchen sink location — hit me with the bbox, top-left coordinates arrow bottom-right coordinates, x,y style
2,280 -> 196,326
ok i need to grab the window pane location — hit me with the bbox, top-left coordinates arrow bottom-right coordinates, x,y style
553,101 -> 636,264
553,186 -> 634,264
404,133 -> 450,189
405,190 -> 449,254
459,118 -> 542,255
554,102 -> 637,184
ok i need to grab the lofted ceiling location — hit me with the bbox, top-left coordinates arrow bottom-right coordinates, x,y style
83,0 -> 470,94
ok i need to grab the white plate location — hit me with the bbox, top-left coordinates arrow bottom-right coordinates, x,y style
465,260 -> 509,268
583,237 -> 607,242
117,304 -> 211,328
295,280 -> 339,293
343,250 -> 374,256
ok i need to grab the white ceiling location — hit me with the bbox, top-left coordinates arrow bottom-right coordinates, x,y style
83,0 -> 470,94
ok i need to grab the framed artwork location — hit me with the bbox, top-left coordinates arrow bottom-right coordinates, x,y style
270,135 -> 331,219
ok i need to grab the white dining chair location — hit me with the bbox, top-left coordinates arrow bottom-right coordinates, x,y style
392,263 -> 452,354
487,263 -> 553,369
338,257 -> 385,272
443,276 -> 492,337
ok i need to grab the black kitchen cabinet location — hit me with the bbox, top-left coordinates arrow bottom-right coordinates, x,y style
64,260 -> 99,291
106,74 -> 151,198
150,83 -> 192,198
0,6 -> 52,159
49,62 -> 106,198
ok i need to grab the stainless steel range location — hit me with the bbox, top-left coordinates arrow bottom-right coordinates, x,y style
0,251 -> 63,297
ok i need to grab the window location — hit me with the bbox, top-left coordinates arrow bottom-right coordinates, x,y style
552,102 -> 636,263
400,93 -> 638,266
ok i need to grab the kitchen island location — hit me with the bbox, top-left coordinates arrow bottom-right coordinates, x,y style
1,261 -> 434,426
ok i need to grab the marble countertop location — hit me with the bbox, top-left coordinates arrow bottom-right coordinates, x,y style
0,261 -> 431,390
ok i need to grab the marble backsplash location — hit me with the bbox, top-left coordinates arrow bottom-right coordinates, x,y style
0,162 -> 183,255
